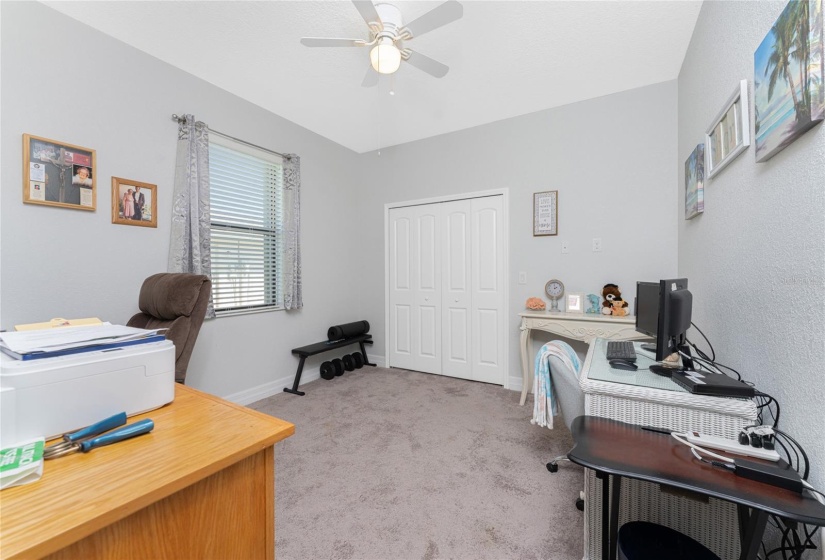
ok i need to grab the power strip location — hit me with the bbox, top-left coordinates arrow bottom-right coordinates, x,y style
686,432 -> 780,462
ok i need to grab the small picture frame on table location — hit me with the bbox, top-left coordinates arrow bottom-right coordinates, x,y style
705,80 -> 750,179
566,292 -> 585,313
23,134 -> 96,211
533,190 -> 558,236
112,177 -> 157,228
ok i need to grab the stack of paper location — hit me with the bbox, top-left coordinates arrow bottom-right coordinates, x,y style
0,323 -> 167,361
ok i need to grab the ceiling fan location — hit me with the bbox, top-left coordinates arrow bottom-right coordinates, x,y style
300,0 -> 463,87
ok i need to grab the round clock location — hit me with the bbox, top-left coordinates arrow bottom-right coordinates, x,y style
544,279 -> 565,312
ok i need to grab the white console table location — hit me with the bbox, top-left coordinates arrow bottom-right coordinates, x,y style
518,312 -> 647,405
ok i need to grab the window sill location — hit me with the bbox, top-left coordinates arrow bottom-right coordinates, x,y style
214,306 -> 284,318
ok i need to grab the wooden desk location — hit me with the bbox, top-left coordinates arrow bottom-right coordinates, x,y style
568,416 -> 825,560
0,384 -> 294,560
519,312 -> 645,405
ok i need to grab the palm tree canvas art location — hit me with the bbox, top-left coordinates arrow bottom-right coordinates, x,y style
685,144 -> 704,220
754,0 -> 824,162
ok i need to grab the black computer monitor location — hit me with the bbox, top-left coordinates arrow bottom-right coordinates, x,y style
635,281 -> 660,340
635,278 -> 694,371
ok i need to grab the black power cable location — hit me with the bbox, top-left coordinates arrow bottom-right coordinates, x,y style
689,321 -> 716,361
684,323 -> 818,559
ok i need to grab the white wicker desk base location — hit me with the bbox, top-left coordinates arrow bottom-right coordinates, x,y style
580,341 -> 757,560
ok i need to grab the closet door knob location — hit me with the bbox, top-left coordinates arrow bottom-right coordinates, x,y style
424,297 -> 429,301
454,298 -> 459,302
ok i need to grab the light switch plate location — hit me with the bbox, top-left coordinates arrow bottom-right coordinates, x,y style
518,272 -> 527,285
592,238 -> 602,252
561,241 -> 569,254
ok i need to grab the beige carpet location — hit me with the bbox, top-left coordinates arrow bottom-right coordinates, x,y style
251,367 -> 584,560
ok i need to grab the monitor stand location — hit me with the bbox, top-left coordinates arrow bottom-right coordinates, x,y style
648,344 -> 693,377
649,365 -> 675,377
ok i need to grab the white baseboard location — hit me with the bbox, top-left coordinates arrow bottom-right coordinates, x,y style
224,366 -> 321,405
508,375 -> 523,393
224,354 -> 385,406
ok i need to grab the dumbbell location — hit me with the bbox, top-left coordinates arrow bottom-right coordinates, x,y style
342,354 -> 355,372
351,352 -> 364,369
320,361 -> 335,380
331,358 -> 345,376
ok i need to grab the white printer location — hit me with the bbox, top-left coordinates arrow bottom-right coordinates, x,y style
0,340 -> 175,448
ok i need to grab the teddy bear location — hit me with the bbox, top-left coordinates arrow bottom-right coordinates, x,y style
601,284 -> 629,315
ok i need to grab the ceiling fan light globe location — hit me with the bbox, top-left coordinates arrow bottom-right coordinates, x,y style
370,41 -> 401,74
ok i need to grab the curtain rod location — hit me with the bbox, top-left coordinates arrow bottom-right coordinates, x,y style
171,114 -> 290,159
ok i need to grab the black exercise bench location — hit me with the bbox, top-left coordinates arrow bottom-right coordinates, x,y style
283,334 -> 376,396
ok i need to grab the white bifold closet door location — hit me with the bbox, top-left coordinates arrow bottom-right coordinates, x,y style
388,195 -> 505,385
442,200 -> 472,380
388,204 -> 442,375
469,196 -> 505,384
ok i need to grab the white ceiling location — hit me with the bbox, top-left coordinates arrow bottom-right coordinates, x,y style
46,1 -> 703,153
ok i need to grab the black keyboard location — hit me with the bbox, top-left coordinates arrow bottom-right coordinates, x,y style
606,341 -> 637,361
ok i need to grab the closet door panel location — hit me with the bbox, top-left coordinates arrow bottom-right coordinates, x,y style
441,200 -> 472,380
412,207 -> 441,374
471,196 -> 505,384
388,209 -> 414,370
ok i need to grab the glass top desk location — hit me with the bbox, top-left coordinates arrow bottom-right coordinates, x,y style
586,338 -> 687,393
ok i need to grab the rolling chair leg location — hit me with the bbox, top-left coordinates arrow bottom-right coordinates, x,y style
546,457 -> 585,511
546,455 -> 570,473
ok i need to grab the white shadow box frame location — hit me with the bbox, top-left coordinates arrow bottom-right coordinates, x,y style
705,80 -> 750,180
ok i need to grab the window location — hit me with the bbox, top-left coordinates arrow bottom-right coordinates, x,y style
208,134 -> 283,315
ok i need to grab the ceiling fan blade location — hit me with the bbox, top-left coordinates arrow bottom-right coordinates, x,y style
404,50 -> 449,78
352,1 -> 382,29
402,0 -> 463,39
362,67 -> 378,88
300,37 -> 365,48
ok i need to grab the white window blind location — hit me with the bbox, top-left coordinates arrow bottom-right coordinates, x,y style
208,134 -> 283,316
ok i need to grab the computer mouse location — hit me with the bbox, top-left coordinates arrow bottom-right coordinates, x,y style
609,359 -> 638,371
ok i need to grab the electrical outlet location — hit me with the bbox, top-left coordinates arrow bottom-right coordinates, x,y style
561,241 -> 569,254
518,272 -> 527,285
592,238 -> 602,252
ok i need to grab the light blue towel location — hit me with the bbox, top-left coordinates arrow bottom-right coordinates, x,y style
531,340 -> 581,429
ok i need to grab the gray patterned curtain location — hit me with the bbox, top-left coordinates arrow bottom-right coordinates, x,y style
168,114 -> 215,318
282,155 -> 302,310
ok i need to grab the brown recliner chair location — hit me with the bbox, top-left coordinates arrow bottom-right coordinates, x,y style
127,273 -> 211,384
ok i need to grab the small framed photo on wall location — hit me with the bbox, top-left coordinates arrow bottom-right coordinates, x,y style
23,134 -> 96,211
112,177 -> 157,228
685,144 -> 705,220
533,190 -> 558,236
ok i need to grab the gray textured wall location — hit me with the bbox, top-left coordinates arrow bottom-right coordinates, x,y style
356,81 -> 680,389
678,0 -> 825,514
0,1 -> 365,398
